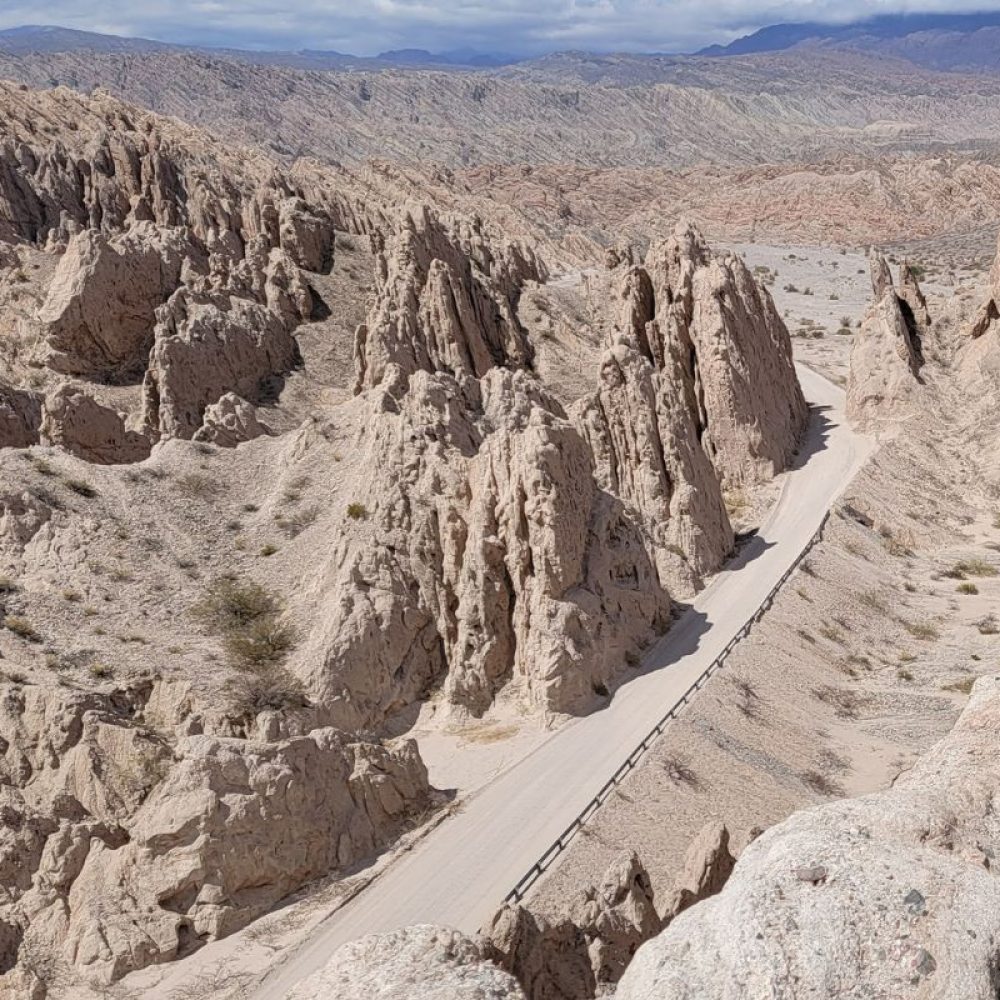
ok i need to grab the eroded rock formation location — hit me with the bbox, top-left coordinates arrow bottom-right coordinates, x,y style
0,682 -> 433,992
287,926 -> 526,1000
482,851 -> 661,998
847,251 -> 928,428
615,677 -> 1000,1000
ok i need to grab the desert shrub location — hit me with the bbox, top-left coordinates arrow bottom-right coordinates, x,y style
897,668 -> 914,682
662,756 -> 699,787
175,473 -> 217,499
957,582 -> 980,595
226,665 -> 310,716
4,616 -> 39,641
64,478 -> 98,498
192,577 -> 280,634
976,614 -> 999,635
276,505 -> 320,538
223,617 -> 296,669
954,559 -> 997,578
813,685 -> 863,719
89,662 -> 112,679
346,502 -> 368,520
905,621 -> 940,641
858,590 -> 889,614
802,770 -> 844,797
259,543 -> 278,557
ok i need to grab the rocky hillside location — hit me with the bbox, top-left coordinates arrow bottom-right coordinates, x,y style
2,46 -> 1000,169
0,80 -> 813,996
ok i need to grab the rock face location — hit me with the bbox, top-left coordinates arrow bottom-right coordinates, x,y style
0,382 -> 42,448
482,852 -> 660,999
353,206 -> 545,392
661,821 -> 737,923
967,231 -> 1000,339
847,251 -> 927,428
192,392 -> 272,447
287,926 -> 526,1000
616,224 -> 808,489
35,225 -> 188,379
615,677 -> 1000,1000
0,682 -> 433,991
40,383 -> 150,464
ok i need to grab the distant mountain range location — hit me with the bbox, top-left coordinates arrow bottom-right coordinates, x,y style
7,14 -> 1000,77
0,25 -> 519,70
700,11 -> 1000,72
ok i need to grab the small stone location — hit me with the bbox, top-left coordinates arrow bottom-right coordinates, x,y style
794,865 -> 828,884
903,889 -> 927,915
914,948 -> 937,977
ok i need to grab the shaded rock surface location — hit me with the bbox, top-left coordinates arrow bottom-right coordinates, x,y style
482,852 -> 660,998
847,251 -> 928,428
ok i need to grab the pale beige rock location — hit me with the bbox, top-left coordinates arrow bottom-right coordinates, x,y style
35,224 -> 188,378
615,677 -> 1000,1000
661,821 -> 736,923
142,287 -> 299,441
482,852 -> 659,998
287,926 -> 525,1000
279,197 -> 335,273
40,383 -> 150,464
192,392 -> 273,447
847,253 -> 924,428
354,206 -> 544,392
610,223 -> 807,489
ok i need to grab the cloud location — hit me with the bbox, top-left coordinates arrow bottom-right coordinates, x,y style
3,0 -> 1000,56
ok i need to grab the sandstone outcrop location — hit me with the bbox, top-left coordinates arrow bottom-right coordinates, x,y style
0,381 -> 41,448
142,286 -> 299,441
287,926 -> 526,1000
482,852 -> 660,998
35,225 -> 189,379
615,677 -> 1000,1000
0,680 -> 434,992
660,821 -> 737,924
847,252 -> 926,428
40,383 -> 150,464
353,206 -> 545,392
624,223 -> 807,489
298,362 -> 671,727
192,392 -> 273,447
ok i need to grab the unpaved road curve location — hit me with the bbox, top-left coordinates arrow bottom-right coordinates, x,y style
253,364 -> 873,998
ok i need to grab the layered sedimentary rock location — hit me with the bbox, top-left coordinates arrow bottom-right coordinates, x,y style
847,251 -> 927,428
615,677 -> 1000,1000
0,682 -> 433,992
287,926 -> 526,1000
660,821 -> 737,924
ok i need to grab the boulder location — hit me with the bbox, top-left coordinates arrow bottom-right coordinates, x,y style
287,926 -> 525,1000
615,678 -> 1000,1000
40,383 -> 150,464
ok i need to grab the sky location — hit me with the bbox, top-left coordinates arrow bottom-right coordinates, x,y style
2,1 -> 1000,56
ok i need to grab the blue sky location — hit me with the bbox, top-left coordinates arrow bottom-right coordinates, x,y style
3,1 -> 1000,56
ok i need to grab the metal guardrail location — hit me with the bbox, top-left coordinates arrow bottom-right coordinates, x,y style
503,511 -> 832,905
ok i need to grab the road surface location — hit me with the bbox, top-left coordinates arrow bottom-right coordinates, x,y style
253,364 -> 873,998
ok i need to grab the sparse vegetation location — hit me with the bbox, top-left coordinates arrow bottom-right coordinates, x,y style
952,559 -> 997,578
65,478 -> 98,498
175,472 -> 218,499
4,616 -> 40,641
942,676 -> 976,695
802,769 -> 843,797
192,576 -> 296,673
905,621 -> 940,641
346,502 -> 368,520
259,543 -> 278,557
957,582 -> 979,595
976,614 -> 999,636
